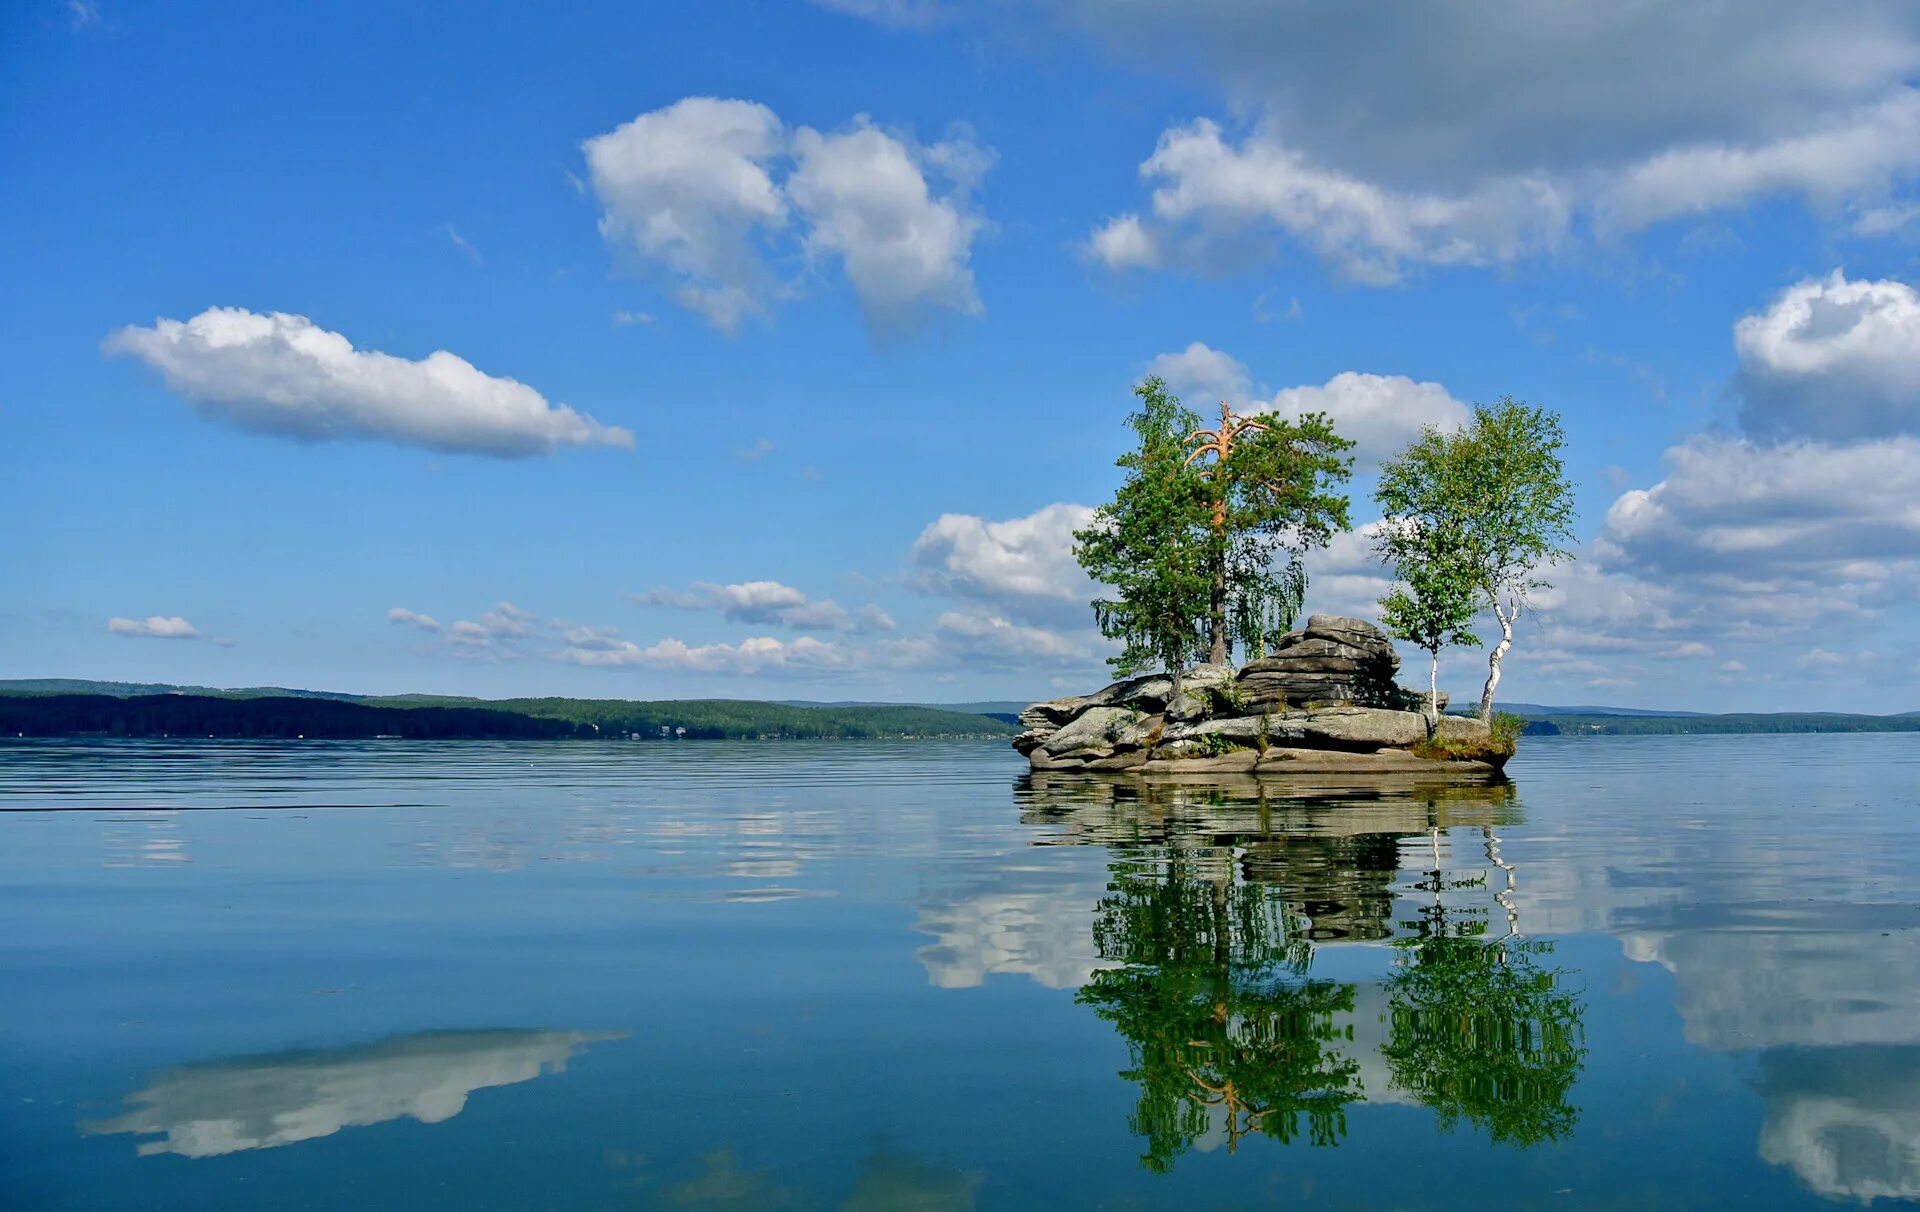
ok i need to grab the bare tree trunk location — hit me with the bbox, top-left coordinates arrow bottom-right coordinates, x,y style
1208,554 -> 1228,666
1425,650 -> 1441,737
1478,601 -> 1515,723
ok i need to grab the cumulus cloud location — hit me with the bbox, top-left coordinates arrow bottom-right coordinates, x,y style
788,118 -> 990,338
1600,435 -> 1920,576
556,632 -> 934,675
633,580 -> 894,633
1088,120 -> 1571,284
387,608 -> 442,633
1055,2 -> 1920,186
1059,5 -> 1920,281
1147,342 -> 1469,463
1261,373 -> 1468,464
104,309 -> 631,457
583,99 -> 990,337
1596,92 -> 1920,235
107,616 -> 200,640
582,97 -> 790,332
1734,271 -> 1920,440
1145,340 -> 1250,402
909,503 -> 1098,624
935,611 -> 1092,662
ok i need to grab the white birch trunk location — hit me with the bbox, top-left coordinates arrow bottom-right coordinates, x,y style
1478,599 -> 1516,723
1426,650 -> 1440,737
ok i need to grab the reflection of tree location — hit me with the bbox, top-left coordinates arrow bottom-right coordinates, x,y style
1077,847 -> 1361,1171
1382,932 -> 1586,1146
1031,775 -> 1587,1164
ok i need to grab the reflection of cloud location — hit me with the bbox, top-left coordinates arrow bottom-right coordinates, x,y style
83,1029 -> 621,1157
914,885 -> 1116,990
1758,1046 -> 1920,1204
1614,904 -> 1920,1049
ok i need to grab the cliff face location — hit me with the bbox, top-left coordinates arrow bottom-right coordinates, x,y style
1014,615 -> 1502,782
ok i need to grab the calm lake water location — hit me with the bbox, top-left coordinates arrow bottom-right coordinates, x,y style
4,734 -> 1919,1210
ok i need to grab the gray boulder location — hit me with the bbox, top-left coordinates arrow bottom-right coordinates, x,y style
1040,706 -> 1141,757
1017,697 -> 1087,732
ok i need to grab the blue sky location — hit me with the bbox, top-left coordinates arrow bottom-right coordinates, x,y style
5,0 -> 1920,711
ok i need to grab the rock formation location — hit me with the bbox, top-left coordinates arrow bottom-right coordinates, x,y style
1014,614 -> 1503,783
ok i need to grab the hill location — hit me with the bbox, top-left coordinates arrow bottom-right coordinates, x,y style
1512,711 -> 1920,736
367,695 -> 1017,739
0,678 -> 359,700
0,694 -> 582,740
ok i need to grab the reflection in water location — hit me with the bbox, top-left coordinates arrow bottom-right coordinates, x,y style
651,1143 -> 977,1211
83,1029 -> 622,1157
1024,775 -> 1586,1169
1758,1047 -> 1920,1204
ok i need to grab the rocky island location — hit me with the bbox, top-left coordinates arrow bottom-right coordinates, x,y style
1013,615 -> 1508,783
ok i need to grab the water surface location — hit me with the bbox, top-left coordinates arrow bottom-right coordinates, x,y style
3,735 -> 1918,1209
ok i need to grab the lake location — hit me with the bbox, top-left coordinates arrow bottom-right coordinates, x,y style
3,734 -> 1919,1210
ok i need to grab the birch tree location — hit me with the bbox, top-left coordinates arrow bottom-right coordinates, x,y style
1375,399 -> 1576,722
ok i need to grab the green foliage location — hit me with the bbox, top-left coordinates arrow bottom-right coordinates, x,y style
1197,731 -> 1244,756
1078,853 -> 1356,1171
1075,378 -> 1355,679
1075,377 -> 1212,680
1376,398 -> 1577,597
1375,523 -> 1483,730
1383,936 -> 1586,1146
1376,398 -> 1577,719
1208,411 -> 1355,662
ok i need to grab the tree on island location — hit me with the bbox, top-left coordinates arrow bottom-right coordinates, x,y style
1075,377 -> 1354,685
1375,523 -> 1482,735
1072,378 -> 1212,691
1375,398 -> 1577,721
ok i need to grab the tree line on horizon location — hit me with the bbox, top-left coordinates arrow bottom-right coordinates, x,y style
0,693 -> 1021,741
1075,376 -> 1577,732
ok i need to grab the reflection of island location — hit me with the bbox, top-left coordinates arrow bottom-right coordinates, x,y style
1017,775 -> 1584,1169
83,1028 -> 623,1157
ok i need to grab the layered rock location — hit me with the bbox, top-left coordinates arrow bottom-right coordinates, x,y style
1015,615 -> 1502,783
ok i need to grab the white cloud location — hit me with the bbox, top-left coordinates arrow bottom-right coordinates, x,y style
1085,213 -> 1163,270
1145,340 -> 1249,402
806,0 -> 949,30
105,308 -> 631,457
1147,342 -> 1469,464
909,503 -> 1098,624
731,437 -> 776,461
934,611 -> 1091,662
633,580 -> 894,633
1600,435 -> 1920,577
556,632 -> 930,675
387,608 -> 441,633
583,99 -> 991,337
1260,372 -> 1468,464
788,118 -> 989,338
107,616 -> 200,640
1057,6 -> 1920,281
582,97 -> 789,333
1087,119 -> 1572,284
1734,271 -> 1920,440
440,223 -> 481,263
1059,2 -> 1920,186
1596,91 -> 1920,235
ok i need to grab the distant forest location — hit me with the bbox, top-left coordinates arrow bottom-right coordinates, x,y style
0,691 -> 1020,741
1518,712 -> 1920,736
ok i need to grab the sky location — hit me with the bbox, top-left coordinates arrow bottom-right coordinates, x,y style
4,0 -> 1920,712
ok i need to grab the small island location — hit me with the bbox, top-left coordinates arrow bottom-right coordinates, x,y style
1014,614 -> 1511,782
